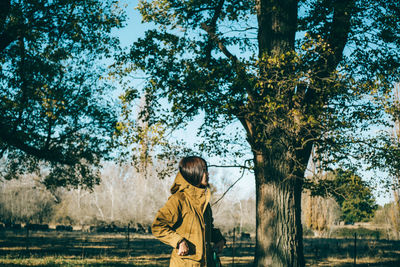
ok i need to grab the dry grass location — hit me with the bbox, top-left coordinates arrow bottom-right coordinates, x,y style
304,237 -> 400,266
0,256 -> 170,266
312,256 -> 400,267
0,230 -> 399,266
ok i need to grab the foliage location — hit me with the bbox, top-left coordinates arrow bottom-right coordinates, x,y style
0,0 -> 125,189
334,170 -> 378,224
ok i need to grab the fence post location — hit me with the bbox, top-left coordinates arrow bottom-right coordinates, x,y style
232,227 -> 235,267
25,225 -> 29,253
81,227 -> 86,259
127,223 -> 130,250
354,233 -> 357,267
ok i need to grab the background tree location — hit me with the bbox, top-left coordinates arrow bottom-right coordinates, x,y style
372,202 -> 400,239
0,174 -> 55,224
302,192 -> 340,236
213,194 -> 256,234
302,147 -> 341,236
331,169 -> 378,224
305,169 -> 378,225
0,161 -> 256,235
0,0 -> 125,189
124,0 -> 400,266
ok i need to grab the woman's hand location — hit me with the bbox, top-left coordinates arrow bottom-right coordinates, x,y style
214,240 -> 225,254
177,239 -> 189,256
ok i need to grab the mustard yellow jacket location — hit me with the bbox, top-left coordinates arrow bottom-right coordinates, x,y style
152,172 -> 224,267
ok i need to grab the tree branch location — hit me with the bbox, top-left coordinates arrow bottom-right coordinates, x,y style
0,0 -> 13,53
199,1 -> 259,107
209,163 -> 252,170
326,0 -> 354,70
0,122 -> 76,166
200,22 -> 257,105
203,0 -> 225,60
201,22 -> 238,63
304,0 -> 354,107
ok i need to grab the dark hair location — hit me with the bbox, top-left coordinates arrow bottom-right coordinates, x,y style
179,156 -> 207,187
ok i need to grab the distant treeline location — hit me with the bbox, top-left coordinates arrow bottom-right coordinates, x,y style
1,162 -> 399,239
0,162 -> 256,234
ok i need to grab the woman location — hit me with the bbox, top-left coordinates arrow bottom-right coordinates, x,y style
152,156 -> 225,267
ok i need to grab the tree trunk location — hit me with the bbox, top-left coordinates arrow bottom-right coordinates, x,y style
253,152 -> 305,267
253,1 -> 304,265
256,0 -> 297,57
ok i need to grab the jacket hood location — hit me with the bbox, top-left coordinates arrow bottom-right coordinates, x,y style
170,172 -> 192,194
170,172 -> 210,213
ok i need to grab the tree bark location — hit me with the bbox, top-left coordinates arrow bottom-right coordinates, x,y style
253,152 -> 305,267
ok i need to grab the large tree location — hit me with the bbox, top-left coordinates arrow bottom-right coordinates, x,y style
0,0 -> 125,189
126,0 -> 400,266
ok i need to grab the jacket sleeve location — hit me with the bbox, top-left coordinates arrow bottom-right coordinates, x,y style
151,194 -> 184,248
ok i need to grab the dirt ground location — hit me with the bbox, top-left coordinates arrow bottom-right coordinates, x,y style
0,230 -> 399,266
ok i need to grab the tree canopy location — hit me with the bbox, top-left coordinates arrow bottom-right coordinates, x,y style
0,0 -> 125,189
127,0 -> 399,176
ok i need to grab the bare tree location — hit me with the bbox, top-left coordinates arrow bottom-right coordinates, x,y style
0,174 -> 55,224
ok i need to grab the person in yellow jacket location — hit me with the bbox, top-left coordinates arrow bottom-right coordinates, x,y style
152,156 -> 226,267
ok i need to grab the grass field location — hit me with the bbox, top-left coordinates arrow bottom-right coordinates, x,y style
0,230 -> 400,266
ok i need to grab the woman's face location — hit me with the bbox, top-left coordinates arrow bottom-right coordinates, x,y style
200,170 -> 209,187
